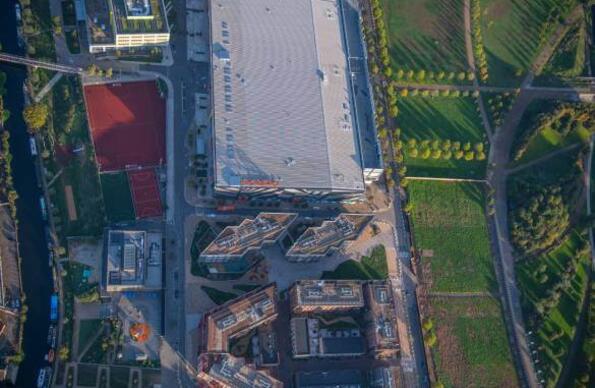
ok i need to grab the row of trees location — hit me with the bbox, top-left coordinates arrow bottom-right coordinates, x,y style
398,87 -> 479,98
404,138 -> 487,161
470,0 -> 488,82
512,102 -> 594,161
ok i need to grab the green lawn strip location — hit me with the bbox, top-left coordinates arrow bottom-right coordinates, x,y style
190,222 -> 217,276
361,245 -> 388,279
77,319 -> 103,357
232,284 -> 262,293
479,0 -> 578,86
61,0 -> 76,25
398,96 -> 487,179
430,297 -> 517,387
408,181 -> 495,292
381,0 -> 467,72
201,286 -> 238,305
516,231 -> 590,387
109,366 -> 131,388
100,172 -> 135,222
64,29 -> 81,54
76,364 -> 99,387
322,245 -> 388,280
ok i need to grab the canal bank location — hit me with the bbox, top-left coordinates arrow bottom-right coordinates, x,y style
0,0 -> 55,386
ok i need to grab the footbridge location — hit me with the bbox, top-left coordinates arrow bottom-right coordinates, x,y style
0,52 -> 83,74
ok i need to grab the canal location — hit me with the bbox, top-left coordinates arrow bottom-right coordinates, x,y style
0,0 -> 54,386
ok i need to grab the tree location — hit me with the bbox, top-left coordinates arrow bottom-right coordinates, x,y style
464,150 -> 475,160
58,345 -> 70,361
437,71 -> 445,80
406,70 -> 414,79
475,142 -> 484,152
463,142 -> 472,151
105,68 -> 113,78
389,106 -> 399,118
457,71 -> 466,81
22,103 -> 48,132
454,149 -> 464,160
400,88 -> 409,97
383,67 -> 393,77
467,71 -> 475,81
447,72 -> 455,80
476,151 -> 486,160
396,69 -> 404,79
408,147 -> 418,158
421,148 -> 431,159
432,149 -> 442,159
417,69 -> 426,81
371,63 -> 379,75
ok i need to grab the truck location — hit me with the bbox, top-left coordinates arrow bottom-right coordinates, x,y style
50,294 -> 58,322
39,196 -> 47,220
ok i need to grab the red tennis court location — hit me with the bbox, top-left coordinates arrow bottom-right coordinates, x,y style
128,169 -> 163,219
84,81 -> 165,172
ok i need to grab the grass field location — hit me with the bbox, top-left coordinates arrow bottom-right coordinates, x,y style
430,297 -> 517,387
76,364 -> 98,387
408,181 -> 495,292
382,0 -> 467,72
110,366 -> 130,388
398,96 -> 487,179
480,0 -> 579,86
101,172 -> 135,222
64,29 -> 81,54
322,245 -> 388,280
77,319 -> 103,357
201,286 -> 238,305
516,231 -> 590,387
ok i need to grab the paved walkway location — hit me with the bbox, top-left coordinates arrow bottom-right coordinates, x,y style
485,8 -> 588,387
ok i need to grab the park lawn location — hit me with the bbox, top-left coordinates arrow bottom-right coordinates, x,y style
381,0 -> 467,72
430,297 -> 517,387
398,96 -> 487,179
322,245 -> 388,280
515,125 -> 590,165
77,319 -> 103,357
232,284 -> 262,293
101,172 -> 135,222
537,20 -> 587,85
110,366 -> 131,388
201,286 -> 238,305
479,0 -> 579,86
76,364 -> 99,387
515,231 -> 590,387
408,181 -> 495,292
48,76 -> 105,240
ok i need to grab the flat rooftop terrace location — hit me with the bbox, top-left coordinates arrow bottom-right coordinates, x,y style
292,280 -> 364,308
85,0 -> 115,44
112,0 -> 169,34
201,213 -> 296,259
210,0 -> 364,193
199,354 -> 282,388
287,214 -> 372,257
201,283 -> 277,352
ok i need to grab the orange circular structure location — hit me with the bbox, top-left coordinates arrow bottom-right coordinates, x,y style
129,323 -> 151,343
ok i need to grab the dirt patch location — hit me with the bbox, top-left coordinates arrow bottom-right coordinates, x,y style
485,0 -> 512,22
64,185 -> 78,221
431,301 -> 467,387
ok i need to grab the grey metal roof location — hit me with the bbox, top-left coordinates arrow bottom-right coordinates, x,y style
210,0 -> 364,192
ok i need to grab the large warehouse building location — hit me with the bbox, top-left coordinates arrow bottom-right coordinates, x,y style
209,0 -> 370,198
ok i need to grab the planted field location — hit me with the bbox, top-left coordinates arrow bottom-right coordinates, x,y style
201,286 -> 238,305
398,96 -> 487,178
430,297 -> 517,387
100,172 -> 135,222
479,0 -> 579,86
408,181 -> 494,292
382,0 -> 467,71
76,364 -> 98,387
516,231 -> 590,387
